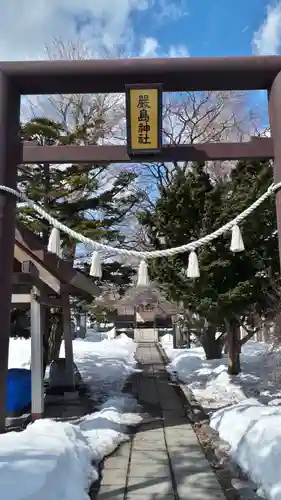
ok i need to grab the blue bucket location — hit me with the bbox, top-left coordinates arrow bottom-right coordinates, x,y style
6,368 -> 31,416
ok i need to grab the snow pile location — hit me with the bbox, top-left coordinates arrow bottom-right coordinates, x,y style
0,395 -> 141,500
210,399 -> 281,500
161,334 -> 281,499
80,327 -> 116,342
63,332 -> 137,402
2,330 -> 141,500
0,418 -> 94,500
9,331 -> 137,402
79,395 -> 141,461
161,335 -> 281,411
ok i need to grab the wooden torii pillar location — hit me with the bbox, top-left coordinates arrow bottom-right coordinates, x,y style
0,73 -> 20,433
268,73 -> 281,266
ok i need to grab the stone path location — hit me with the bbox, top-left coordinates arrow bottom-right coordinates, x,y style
96,343 -> 226,500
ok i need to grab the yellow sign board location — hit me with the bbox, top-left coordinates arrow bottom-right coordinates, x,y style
126,85 -> 162,154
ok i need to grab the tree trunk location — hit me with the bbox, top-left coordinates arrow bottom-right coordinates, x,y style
227,319 -> 241,375
48,308 -> 63,363
173,324 -> 177,349
185,328 -> 191,348
45,243 -> 75,364
201,324 -> 222,359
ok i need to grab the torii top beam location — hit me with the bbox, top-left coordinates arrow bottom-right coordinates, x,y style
3,55 -> 281,94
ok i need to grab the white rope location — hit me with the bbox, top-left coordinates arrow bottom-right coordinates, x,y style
1,182 -> 280,260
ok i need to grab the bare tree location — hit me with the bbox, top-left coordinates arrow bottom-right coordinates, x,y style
20,38 -> 142,364
137,90 -> 260,193
22,38 -> 261,253
126,89 -> 260,247
22,38 -> 142,253
24,37 -> 127,190
26,38 -> 125,143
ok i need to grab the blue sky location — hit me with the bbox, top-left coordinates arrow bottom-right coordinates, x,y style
2,1 -> 281,127
134,0 -> 267,58
129,0 -> 280,127
1,1 -> 279,60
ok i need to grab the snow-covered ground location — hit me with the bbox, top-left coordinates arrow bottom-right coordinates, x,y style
161,334 -> 281,500
2,329 -> 141,500
211,399 -> 281,500
161,335 -> 281,411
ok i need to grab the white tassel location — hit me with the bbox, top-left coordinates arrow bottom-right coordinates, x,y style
89,251 -> 102,278
230,224 -> 244,252
137,259 -> 150,286
187,250 -> 200,278
47,227 -> 60,256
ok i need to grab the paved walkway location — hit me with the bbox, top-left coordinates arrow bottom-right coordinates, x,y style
97,344 -> 226,500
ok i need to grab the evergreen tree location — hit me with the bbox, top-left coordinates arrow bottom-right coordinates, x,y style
19,118 -> 139,257
10,309 -> 30,339
19,117 -> 141,363
139,160 -> 278,372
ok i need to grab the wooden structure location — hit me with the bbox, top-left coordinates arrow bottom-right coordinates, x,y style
0,55 -> 281,430
113,285 -> 177,342
12,223 -> 100,422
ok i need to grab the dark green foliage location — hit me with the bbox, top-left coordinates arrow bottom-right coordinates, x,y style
16,116 -> 141,352
86,261 -> 136,295
139,160 -> 278,329
19,117 -> 140,278
10,309 -> 30,339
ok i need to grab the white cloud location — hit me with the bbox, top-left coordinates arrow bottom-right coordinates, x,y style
140,37 -> 159,57
253,3 -> 281,55
155,0 -> 188,23
140,37 -> 189,58
0,0 -> 189,61
0,0 -> 146,59
6,0 -> 189,121
168,44 -> 190,57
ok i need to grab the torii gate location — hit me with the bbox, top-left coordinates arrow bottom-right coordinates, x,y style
0,55 -> 280,432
